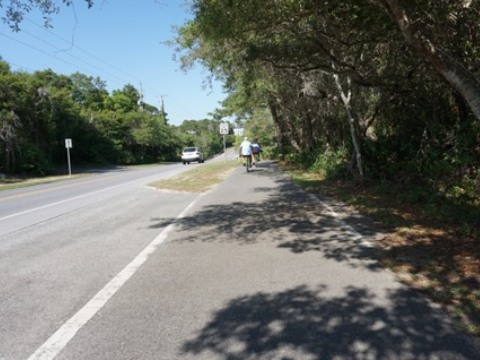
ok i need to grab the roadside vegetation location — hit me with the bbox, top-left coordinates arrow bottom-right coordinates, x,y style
173,1 -> 479,336
149,160 -> 238,193
3,0 -> 479,336
0,174 -> 83,191
287,164 -> 479,336
0,61 -> 235,176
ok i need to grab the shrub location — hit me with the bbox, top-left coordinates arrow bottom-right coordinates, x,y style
310,148 -> 350,179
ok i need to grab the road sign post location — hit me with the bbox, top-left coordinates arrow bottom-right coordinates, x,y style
65,138 -> 73,177
219,123 -> 229,135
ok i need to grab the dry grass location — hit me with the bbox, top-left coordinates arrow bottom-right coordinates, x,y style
149,160 -> 239,193
0,174 -> 84,191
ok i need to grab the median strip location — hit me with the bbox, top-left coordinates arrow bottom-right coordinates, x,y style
149,160 -> 238,193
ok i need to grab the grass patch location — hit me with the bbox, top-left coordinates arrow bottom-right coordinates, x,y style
0,174 -> 85,191
286,166 -> 480,336
149,160 -> 239,193
0,164 -> 166,192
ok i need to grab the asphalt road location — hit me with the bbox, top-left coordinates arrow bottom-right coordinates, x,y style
1,158 -> 479,360
0,164 -> 192,237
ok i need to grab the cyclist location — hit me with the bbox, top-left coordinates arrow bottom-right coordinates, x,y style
251,139 -> 262,164
239,137 -> 253,168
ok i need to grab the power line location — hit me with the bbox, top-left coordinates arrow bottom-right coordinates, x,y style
2,19 -> 165,106
5,61 -> 36,73
25,18 -> 143,86
0,32 -> 96,77
24,17 -> 164,99
19,28 -> 131,88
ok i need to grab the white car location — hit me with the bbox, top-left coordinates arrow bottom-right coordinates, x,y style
181,147 -> 204,164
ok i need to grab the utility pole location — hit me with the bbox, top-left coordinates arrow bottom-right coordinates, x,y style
139,82 -> 144,112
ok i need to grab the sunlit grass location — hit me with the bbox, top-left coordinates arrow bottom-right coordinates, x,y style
0,174 -> 85,191
0,164 -> 168,192
149,160 -> 239,193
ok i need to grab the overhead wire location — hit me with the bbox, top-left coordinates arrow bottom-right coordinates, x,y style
0,32 -> 96,76
24,17 -> 144,87
18,28 -> 130,88
2,16 -> 165,107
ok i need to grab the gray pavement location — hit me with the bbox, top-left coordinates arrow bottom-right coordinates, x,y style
59,160 -> 480,360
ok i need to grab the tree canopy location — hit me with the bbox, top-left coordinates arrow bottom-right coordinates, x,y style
0,60 -> 188,174
1,0 -> 94,30
2,0 -> 479,201
175,0 -> 479,198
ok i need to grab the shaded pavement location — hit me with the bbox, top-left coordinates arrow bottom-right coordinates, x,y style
143,160 -> 480,359
64,160 -> 480,360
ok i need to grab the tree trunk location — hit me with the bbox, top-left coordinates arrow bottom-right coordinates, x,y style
268,98 -> 302,153
333,73 -> 365,178
0,110 -> 20,173
268,99 -> 291,154
372,0 -> 480,121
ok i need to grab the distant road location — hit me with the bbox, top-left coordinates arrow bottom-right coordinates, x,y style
0,164 -> 189,237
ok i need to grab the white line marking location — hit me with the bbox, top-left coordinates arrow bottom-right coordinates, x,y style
306,193 -> 373,248
0,178 -> 147,222
27,194 -> 203,360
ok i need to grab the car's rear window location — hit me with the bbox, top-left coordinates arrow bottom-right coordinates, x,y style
183,147 -> 197,153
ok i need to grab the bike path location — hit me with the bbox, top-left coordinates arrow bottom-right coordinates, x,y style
58,160 -> 480,360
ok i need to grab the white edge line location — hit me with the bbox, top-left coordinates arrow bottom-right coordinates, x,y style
282,171 -> 371,247
306,192 -> 373,248
0,178 -> 146,222
27,193 -> 204,360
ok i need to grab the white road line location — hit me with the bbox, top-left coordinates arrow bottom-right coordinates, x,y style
27,193 -> 204,360
306,192 -> 373,248
288,177 -> 372,248
0,178 -> 147,222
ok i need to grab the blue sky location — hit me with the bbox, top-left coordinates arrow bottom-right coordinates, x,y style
0,0 -> 226,125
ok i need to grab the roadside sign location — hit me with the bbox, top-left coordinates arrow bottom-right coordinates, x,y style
219,123 -> 229,135
65,138 -> 72,177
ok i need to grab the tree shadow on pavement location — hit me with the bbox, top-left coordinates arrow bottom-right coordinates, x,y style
150,172 -> 382,271
180,285 -> 479,359
148,163 -> 480,356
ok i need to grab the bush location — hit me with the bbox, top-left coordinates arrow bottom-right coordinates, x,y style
310,148 -> 350,179
17,146 -> 53,176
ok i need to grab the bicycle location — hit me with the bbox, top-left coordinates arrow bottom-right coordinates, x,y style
252,152 -> 260,163
244,155 -> 252,173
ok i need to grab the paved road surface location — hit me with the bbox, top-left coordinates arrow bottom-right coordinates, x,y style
2,159 -> 479,359
0,164 -> 192,237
